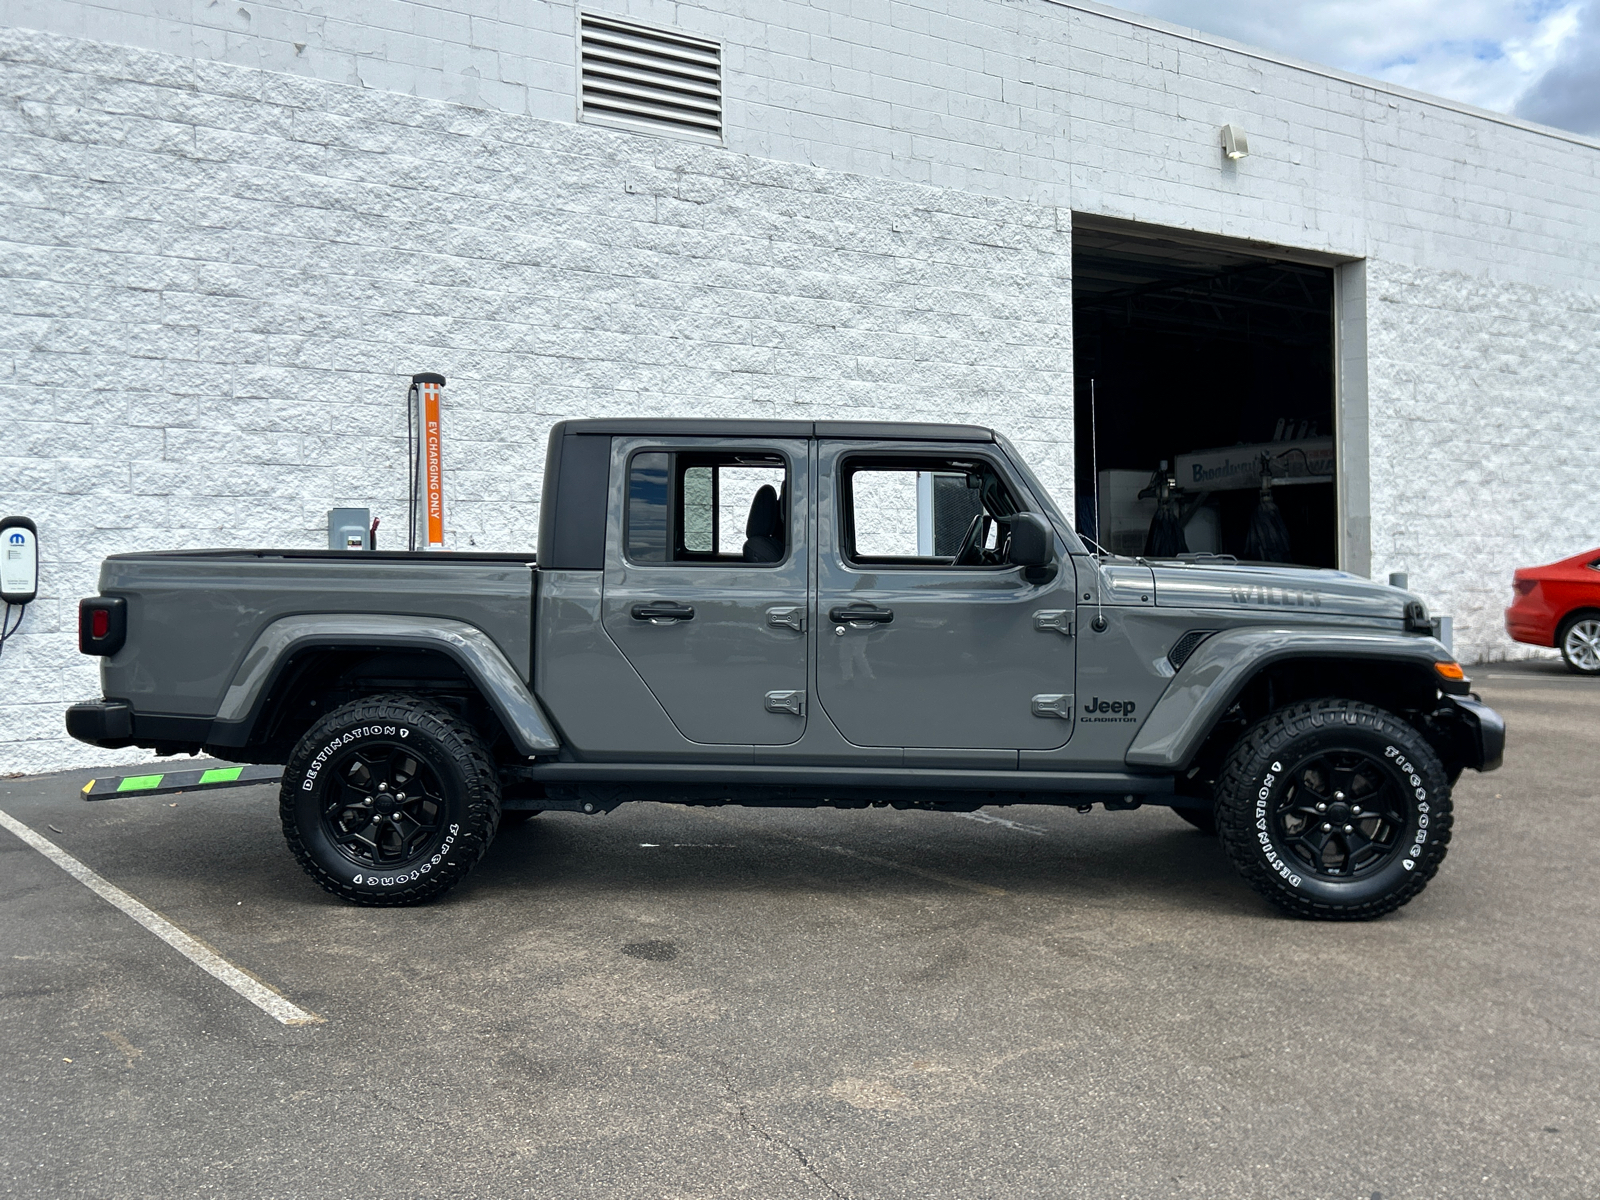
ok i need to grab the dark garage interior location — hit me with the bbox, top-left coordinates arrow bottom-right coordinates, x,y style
1072,218 -> 1338,567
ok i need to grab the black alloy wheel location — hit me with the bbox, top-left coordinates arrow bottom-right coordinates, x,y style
280,694 -> 501,906
1215,698 -> 1453,920
1269,749 -> 1409,879
320,743 -> 447,870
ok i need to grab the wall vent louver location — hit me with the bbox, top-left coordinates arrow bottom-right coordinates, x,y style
580,14 -> 721,143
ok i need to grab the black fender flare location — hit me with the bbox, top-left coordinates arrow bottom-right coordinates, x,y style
208,614 -> 560,756
1125,627 -> 1459,771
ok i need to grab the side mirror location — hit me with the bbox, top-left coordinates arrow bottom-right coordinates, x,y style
1008,512 -> 1056,580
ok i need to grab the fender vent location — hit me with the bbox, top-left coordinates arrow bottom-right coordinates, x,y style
580,14 -> 722,143
1167,629 -> 1216,671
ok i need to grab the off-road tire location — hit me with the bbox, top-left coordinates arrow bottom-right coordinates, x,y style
280,694 -> 501,906
1174,805 -> 1218,835
1215,699 -> 1453,920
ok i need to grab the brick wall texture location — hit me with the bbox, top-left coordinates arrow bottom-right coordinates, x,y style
2,1 -> 1597,773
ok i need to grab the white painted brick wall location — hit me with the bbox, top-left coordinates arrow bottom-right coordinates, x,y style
1366,260 -> 1600,660
0,27 -> 1075,773
2,0 -> 1598,772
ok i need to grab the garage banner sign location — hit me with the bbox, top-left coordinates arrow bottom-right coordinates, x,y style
1175,437 -> 1334,491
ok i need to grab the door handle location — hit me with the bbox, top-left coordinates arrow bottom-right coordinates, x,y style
631,601 -> 695,623
828,604 -> 894,625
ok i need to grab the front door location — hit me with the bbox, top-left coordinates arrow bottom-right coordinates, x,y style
813,440 -> 1077,750
601,436 -> 810,746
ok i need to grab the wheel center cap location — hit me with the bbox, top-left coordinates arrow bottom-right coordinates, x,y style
375,794 -> 400,814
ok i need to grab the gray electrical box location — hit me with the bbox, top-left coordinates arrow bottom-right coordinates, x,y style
328,508 -> 371,551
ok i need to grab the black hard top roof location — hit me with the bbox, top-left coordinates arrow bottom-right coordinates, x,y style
553,418 -> 995,442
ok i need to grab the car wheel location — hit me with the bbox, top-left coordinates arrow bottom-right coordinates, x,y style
280,694 -> 501,906
1558,613 -> 1600,675
1174,805 -> 1217,835
1215,699 -> 1452,920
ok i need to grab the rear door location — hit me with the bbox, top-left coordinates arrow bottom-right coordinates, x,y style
601,435 -> 810,746
813,440 -> 1077,751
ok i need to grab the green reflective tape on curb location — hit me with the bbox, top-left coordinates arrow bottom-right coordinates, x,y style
116,775 -> 165,792
198,767 -> 243,785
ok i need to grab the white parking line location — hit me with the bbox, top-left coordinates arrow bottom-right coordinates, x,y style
0,807 -> 322,1026
954,809 -> 1049,836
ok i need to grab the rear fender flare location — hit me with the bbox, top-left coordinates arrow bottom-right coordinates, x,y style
212,614 -> 560,756
1126,627 -> 1454,770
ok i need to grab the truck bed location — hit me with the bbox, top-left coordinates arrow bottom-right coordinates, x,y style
98,549 -> 537,718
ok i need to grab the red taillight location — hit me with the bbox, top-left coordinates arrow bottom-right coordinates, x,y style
78,597 -> 126,655
1514,579 -> 1537,596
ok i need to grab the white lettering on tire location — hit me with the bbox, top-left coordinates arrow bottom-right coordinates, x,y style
1252,760 -> 1302,887
353,825 -> 460,888
302,724 -> 407,789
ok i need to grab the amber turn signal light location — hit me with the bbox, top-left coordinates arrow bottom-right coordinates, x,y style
1434,662 -> 1466,681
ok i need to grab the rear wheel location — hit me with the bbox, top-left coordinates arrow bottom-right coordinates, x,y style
280,694 -> 501,906
1215,699 -> 1452,920
1558,613 -> 1600,675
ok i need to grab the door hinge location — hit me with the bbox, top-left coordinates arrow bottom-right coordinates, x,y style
1030,693 -> 1074,719
766,606 -> 805,633
765,689 -> 806,716
1032,610 -> 1074,636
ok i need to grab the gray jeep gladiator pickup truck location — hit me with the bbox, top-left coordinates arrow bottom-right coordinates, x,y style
68,419 -> 1504,919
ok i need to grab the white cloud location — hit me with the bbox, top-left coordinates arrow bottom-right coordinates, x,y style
1113,0 -> 1598,132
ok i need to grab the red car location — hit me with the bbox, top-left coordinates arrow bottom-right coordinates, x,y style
1506,547 -> 1600,675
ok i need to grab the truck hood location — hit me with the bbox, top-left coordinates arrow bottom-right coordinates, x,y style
1141,561 -> 1417,623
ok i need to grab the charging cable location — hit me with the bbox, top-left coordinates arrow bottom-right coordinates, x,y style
0,602 -> 25,662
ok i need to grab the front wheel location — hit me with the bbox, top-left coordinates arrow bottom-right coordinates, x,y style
279,694 -> 501,906
1215,699 -> 1452,920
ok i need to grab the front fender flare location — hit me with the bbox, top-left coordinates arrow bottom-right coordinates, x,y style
1126,627 -> 1454,770
210,614 -> 561,756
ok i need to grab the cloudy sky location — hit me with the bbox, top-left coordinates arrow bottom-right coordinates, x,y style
1115,1 -> 1600,134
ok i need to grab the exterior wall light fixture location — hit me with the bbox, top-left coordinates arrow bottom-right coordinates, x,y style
1221,124 -> 1249,160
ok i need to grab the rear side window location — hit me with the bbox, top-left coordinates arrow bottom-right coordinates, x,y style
625,450 -> 789,565
840,455 -> 1020,567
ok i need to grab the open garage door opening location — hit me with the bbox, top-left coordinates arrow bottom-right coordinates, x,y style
1072,218 -> 1339,568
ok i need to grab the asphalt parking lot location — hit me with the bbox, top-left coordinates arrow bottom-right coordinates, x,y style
2,661 -> 1596,1200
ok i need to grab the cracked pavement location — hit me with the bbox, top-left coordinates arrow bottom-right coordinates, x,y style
1,661 -> 1596,1198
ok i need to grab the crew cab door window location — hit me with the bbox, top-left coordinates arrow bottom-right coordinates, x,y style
626,452 -> 788,565
842,457 -> 1018,566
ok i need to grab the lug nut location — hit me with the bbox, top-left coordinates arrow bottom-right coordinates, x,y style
1343,824 -> 1354,833
1333,791 -> 1346,802
1316,802 -> 1327,812
1322,823 -> 1332,832
1352,805 -> 1362,815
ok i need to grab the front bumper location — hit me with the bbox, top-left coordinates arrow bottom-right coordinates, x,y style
1441,694 -> 1505,773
